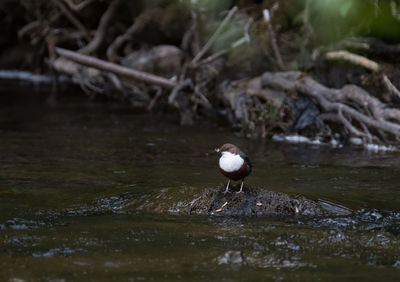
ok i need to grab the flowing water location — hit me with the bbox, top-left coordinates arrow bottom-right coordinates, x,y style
0,86 -> 399,281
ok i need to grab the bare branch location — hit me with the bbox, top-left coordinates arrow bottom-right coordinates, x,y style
56,47 -> 177,89
63,0 -> 95,11
168,79 -> 192,105
196,50 -> 228,66
52,0 -> 91,41
325,50 -> 380,72
106,8 -> 160,62
18,21 -> 41,39
147,87 -> 163,111
383,74 -> 400,99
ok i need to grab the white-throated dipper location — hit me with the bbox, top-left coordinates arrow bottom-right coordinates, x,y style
215,143 -> 252,194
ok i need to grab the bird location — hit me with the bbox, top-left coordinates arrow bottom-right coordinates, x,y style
215,143 -> 252,194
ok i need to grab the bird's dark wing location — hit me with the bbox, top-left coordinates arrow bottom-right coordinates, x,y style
240,154 -> 252,173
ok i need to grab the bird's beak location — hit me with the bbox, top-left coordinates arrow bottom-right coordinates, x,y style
214,147 -> 220,153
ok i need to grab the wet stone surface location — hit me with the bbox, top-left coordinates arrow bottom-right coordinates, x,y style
125,186 -> 330,217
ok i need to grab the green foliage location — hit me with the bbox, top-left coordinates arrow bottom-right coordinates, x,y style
304,0 -> 400,43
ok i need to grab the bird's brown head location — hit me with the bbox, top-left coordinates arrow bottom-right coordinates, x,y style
214,143 -> 241,155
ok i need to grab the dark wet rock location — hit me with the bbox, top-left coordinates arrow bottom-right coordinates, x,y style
124,186 -> 338,217
193,188 -> 297,216
288,97 -> 320,132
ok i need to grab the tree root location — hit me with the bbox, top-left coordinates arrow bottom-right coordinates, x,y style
262,72 -> 400,143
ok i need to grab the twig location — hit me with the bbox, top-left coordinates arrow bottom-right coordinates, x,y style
231,17 -> 253,48
263,8 -> 286,70
79,0 -> 119,54
147,87 -> 163,111
168,79 -> 192,105
191,6 -> 238,65
56,47 -> 177,89
18,21 -> 41,39
181,11 -> 197,53
196,17 -> 253,66
216,201 -> 228,212
107,73 -> 123,91
193,84 -> 212,109
106,21 -> 139,62
383,74 -> 400,99
45,34 -> 57,66
196,49 -> 228,66
63,0 -> 95,11
106,8 -> 160,62
52,0 -> 91,41
325,50 -> 380,72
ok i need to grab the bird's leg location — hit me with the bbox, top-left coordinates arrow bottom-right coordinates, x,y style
236,180 -> 244,194
223,179 -> 231,194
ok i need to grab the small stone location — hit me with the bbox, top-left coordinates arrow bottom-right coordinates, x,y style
218,251 -> 243,264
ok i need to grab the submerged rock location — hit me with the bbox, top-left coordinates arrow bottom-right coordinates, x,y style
124,186 -> 339,217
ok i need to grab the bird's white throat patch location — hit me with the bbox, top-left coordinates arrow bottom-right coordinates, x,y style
219,151 -> 244,172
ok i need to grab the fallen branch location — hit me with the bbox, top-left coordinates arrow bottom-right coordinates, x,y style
322,49 -> 400,102
325,50 -> 380,72
55,47 -> 177,89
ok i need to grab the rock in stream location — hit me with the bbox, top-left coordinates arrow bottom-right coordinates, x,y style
124,186 -> 349,217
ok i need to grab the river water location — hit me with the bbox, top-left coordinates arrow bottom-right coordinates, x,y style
0,86 -> 399,281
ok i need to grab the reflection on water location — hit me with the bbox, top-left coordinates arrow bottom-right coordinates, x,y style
0,87 -> 399,281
